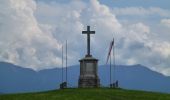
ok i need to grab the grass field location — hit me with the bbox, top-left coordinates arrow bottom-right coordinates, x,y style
0,88 -> 170,100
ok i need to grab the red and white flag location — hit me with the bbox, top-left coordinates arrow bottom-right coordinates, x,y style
106,38 -> 114,64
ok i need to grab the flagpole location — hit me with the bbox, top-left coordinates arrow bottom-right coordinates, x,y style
112,38 -> 115,84
62,45 -> 63,84
66,40 -> 67,86
106,38 -> 114,87
110,46 -> 112,87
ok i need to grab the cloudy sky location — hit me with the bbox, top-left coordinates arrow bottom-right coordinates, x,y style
0,0 -> 170,75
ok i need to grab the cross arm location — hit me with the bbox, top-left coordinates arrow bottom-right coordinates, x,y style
82,31 -> 95,34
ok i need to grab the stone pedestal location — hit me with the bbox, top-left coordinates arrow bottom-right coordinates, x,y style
78,55 -> 100,88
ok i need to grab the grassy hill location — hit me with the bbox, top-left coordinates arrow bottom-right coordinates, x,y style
0,88 -> 170,100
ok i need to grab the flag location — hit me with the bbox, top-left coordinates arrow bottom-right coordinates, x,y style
106,38 -> 114,64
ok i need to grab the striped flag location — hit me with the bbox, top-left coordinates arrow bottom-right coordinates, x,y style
106,38 -> 114,64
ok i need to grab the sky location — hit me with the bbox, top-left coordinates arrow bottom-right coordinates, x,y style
0,0 -> 170,76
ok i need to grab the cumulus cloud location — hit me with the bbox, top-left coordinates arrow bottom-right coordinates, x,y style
35,0 -> 122,66
0,0 -> 170,76
0,0 -> 62,70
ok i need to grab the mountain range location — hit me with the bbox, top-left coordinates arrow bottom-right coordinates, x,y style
0,62 -> 170,94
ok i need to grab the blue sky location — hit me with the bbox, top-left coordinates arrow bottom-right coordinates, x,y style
0,0 -> 170,76
36,0 -> 170,9
101,0 -> 170,9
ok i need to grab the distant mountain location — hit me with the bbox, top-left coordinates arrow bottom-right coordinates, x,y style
0,62 -> 170,94
99,64 -> 170,93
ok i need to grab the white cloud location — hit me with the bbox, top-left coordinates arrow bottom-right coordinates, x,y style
113,21 -> 170,76
0,0 -> 62,70
0,0 -> 170,76
34,0 -> 122,66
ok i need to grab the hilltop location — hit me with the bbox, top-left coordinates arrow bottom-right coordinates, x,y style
0,88 -> 170,100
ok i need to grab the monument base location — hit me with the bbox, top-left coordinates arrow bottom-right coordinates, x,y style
79,77 -> 100,88
78,56 -> 100,88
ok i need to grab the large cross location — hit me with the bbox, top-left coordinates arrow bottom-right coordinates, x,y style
82,26 -> 95,57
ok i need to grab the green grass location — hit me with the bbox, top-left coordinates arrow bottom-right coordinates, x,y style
0,88 -> 170,100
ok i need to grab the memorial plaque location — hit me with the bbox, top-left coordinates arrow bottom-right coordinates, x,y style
86,63 -> 94,73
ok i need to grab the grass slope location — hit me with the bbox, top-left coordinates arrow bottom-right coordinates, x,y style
0,88 -> 170,100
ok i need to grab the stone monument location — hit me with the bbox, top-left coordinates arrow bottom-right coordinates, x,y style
78,26 -> 100,88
